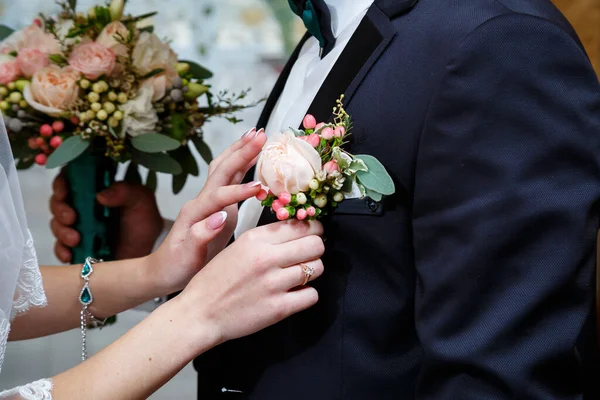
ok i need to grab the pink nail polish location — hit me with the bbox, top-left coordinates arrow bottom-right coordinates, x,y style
207,211 -> 228,230
246,181 -> 261,188
242,128 -> 256,138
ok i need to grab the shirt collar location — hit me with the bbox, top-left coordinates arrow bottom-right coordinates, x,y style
324,0 -> 375,38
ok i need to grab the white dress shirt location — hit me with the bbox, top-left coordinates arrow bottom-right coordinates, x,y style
235,0 -> 374,238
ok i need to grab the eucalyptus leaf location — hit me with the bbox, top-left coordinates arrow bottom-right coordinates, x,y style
0,25 -> 14,41
366,189 -> 383,202
124,162 -> 142,185
146,170 -> 157,192
46,135 -> 90,169
179,60 -> 213,80
332,147 -> 352,170
191,137 -> 213,164
290,127 -> 305,137
355,155 -> 395,196
172,146 -> 199,177
347,158 -> 368,175
131,133 -> 181,153
172,172 -> 188,194
133,150 -> 182,175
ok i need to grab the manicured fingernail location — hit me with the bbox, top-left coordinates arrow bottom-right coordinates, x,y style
245,181 -> 261,188
254,128 -> 265,137
207,211 -> 228,230
242,128 -> 256,138
99,188 -> 114,198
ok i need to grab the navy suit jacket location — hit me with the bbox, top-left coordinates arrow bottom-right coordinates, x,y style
194,0 -> 600,398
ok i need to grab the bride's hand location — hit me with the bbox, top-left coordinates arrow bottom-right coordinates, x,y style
149,128 -> 266,294
178,219 -> 325,346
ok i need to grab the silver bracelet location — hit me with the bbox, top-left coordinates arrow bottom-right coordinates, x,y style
79,257 -> 107,362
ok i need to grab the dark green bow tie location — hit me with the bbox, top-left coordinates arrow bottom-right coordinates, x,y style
288,0 -> 336,57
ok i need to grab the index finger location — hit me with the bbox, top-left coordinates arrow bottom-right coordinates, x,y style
201,130 -> 266,194
250,220 -> 324,244
52,171 -> 68,201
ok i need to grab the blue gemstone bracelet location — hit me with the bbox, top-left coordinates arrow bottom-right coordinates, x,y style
79,257 -> 107,362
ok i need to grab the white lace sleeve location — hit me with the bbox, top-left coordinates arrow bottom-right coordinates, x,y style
10,230 -> 47,321
0,379 -> 53,400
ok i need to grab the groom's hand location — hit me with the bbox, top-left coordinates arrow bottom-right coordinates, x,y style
50,174 -> 163,262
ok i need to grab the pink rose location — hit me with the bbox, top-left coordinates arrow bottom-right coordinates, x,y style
24,66 -> 80,115
68,42 -> 116,80
0,56 -> 21,84
96,22 -> 130,58
257,131 -> 322,196
16,48 -> 50,78
21,24 -> 62,54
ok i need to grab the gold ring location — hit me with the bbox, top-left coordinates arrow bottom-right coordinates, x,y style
301,263 -> 315,286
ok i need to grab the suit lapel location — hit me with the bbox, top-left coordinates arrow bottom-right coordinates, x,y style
301,4 -> 397,127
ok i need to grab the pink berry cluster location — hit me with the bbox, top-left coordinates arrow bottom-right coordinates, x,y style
257,188 -> 320,221
298,114 -> 346,148
27,119 -> 74,166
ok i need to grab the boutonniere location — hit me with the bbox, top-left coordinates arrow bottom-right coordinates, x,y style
256,95 -> 395,220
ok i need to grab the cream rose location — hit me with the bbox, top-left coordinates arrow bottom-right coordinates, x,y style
16,48 -> 49,78
68,42 -> 116,80
24,65 -> 80,115
120,82 -> 159,137
0,55 -> 21,85
96,22 -> 130,58
132,32 -> 178,77
257,131 -> 322,195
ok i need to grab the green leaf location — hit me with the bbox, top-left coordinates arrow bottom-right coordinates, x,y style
179,60 -> 213,79
94,6 -> 112,26
172,172 -> 188,194
146,170 -> 157,192
140,68 -> 165,79
347,158 -> 368,175
354,155 -> 395,196
332,147 -> 350,169
172,145 -> 199,177
16,158 -> 34,170
138,26 -> 154,34
49,54 -> 68,66
127,11 -> 158,23
131,133 -> 181,153
0,25 -> 14,41
68,0 -> 77,11
366,189 -> 383,202
46,136 -> 90,169
191,137 -> 213,164
124,162 -> 142,185
134,150 -> 182,175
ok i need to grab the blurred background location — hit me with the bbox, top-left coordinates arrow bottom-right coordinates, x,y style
0,0 -> 598,398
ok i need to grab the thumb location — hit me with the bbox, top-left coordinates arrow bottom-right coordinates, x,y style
186,211 -> 229,250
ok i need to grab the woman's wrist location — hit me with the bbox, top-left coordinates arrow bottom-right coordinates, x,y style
161,293 -> 223,358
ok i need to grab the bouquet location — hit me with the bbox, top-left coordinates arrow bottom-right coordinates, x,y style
2,0 -> 253,264
256,96 -> 395,220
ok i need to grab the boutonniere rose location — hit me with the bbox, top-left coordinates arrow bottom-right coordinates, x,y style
257,96 -> 396,220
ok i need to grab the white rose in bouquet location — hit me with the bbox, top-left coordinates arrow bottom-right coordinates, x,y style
120,83 -> 159,137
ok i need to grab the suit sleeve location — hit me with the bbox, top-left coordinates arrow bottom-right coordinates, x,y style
413,13 -> 600,399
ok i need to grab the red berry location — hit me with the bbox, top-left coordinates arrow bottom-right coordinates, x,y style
321,127 -> 334,140
306,206 -> 317,217
52,121 -> 65,133
307,134 -> 320,148
272,200 -> 284,211
302,114 -> 317,130
28,138 -> 39,149
279,192 -> 292,205
334,126 -> 345,138
33,18 -> 42,27
71,116 -> 80,125
256,190 -> 268,202
297,209 -> 308,220
315,122 -> 325,131
276,207 -> 290,221
50,136 -> 63,149
40,124 -> 53,137
35,137 -> 45,147
34,153 -> 47,166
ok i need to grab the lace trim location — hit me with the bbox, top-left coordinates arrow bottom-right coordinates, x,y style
11,231 -> 47,321
0,318 -> 8,375
0,379 -> 53,400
